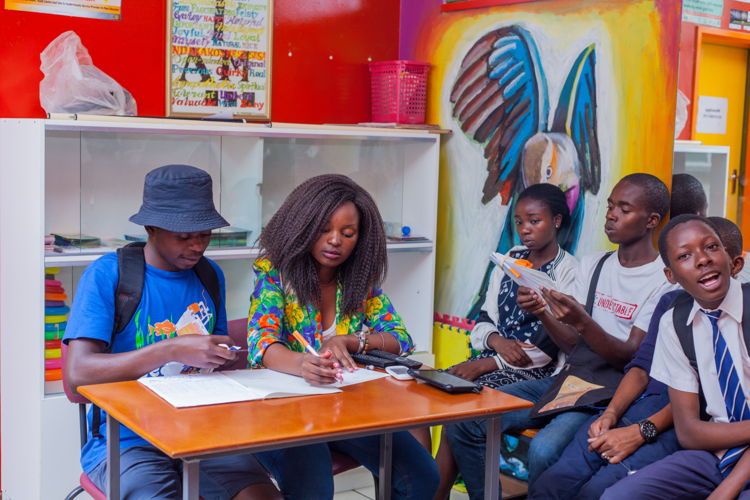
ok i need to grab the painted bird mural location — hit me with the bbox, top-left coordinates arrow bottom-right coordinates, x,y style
451,25 -> 602,319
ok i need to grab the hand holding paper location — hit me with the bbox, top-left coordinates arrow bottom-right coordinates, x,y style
517,286 -> 547,316
489,253 -> 558,297
540,287 -> 588,329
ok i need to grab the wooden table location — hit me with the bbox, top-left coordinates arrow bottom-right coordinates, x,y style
79,374 -> 532,500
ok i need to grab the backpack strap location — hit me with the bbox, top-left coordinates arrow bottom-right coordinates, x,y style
193,257 -> 222,327
672,290 -> 712,422
113,242 -> 147,341
585,251 -> 614,316
741,283 -> 750,352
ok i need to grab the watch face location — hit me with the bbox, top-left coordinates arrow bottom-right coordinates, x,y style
639,420 -> 657,443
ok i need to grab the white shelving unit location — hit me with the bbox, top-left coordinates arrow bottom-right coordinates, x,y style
0,117 -> 440,499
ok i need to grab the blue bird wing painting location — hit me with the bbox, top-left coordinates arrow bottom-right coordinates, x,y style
451,26 -> 601,319
550,44 -> 601,251
450,26 -> 549,206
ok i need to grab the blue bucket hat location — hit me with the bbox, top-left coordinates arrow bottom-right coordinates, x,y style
129,164 -> 229,232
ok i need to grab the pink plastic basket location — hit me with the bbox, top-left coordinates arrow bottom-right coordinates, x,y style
369,60 -> 430,124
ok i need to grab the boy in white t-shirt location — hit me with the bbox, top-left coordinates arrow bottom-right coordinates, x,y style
602,215 -> 750,499
445,174 -> 674,499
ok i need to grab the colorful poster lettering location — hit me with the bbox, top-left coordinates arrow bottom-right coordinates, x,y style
168,0 -> 271,119
4,0 -> 121,19
683,0 -> 725,27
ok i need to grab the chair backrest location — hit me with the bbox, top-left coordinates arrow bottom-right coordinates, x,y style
219,318 -> 250,371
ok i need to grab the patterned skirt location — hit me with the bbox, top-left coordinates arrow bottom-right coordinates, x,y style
452,350 -> 555,391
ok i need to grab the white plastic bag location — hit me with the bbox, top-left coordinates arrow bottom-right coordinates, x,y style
39,31 -> 137,116
674,89 -> 690,139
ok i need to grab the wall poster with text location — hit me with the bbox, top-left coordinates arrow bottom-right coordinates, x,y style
167,0 -> 272,119
5,0 -> 120,19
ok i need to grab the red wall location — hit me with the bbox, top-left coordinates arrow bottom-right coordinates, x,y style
0,1 -> 400,123
0,2 -> 166,118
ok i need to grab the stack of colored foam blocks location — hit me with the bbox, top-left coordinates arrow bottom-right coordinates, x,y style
44,267 -> 69,382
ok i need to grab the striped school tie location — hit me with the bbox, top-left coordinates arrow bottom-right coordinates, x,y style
704,309 -> 750,477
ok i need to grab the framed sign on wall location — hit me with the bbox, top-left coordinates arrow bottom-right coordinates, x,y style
167,0 -> 272,119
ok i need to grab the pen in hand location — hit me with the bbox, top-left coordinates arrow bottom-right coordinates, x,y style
292,331 -> 320,357
292,331 -> 343,382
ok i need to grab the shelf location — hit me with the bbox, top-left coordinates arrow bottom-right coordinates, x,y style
34,117 -> 439,143
44,241 -> 435,267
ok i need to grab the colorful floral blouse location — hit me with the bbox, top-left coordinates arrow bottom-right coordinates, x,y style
247,258 -> 413,367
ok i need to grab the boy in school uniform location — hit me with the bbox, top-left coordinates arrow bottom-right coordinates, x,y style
445,174 -> 673,499
64,165 -> 280,500
528,176 -> 718,499
601,214 -> 750,499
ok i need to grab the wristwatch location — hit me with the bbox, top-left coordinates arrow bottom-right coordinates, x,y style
637,419 -> 658,443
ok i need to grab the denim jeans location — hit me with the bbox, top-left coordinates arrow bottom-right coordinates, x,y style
529,392 -> 680,500
88,445 -> 273,499
255,431 -> 438,500
445,377 -> 594,500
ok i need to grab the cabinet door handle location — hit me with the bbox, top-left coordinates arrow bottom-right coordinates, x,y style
731,169 -> 739,195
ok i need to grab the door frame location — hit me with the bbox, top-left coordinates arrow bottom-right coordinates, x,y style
691,26 -> 750,139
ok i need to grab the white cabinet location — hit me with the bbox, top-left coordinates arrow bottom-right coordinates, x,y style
0,117 -> 440,499
673,141 -> 731,217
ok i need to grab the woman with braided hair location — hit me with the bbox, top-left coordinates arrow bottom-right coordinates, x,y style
248,174 -> 439,500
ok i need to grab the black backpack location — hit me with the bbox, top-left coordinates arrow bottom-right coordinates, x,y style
111,242 -> 221,341
530,251 -> 619,417
672,283 -> 750,421
90,242 -> 221,437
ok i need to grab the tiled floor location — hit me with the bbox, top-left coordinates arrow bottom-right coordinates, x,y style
332,467 -> 528,500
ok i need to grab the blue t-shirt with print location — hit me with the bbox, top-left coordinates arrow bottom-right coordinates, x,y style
63,252 -> 227,473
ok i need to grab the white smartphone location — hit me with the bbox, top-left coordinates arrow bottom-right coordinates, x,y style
385,365 -> 414,380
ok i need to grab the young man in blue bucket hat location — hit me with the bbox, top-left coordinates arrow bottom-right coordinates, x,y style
64,164 -> 281,499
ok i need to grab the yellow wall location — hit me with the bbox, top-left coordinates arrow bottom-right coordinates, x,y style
695,42 -> 747,222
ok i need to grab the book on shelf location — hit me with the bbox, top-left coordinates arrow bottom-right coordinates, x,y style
208,227 -> 252,247
52,233 -> 101,247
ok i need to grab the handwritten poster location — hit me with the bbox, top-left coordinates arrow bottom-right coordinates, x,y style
5,0 -> 121,19
167,0 -> 271,119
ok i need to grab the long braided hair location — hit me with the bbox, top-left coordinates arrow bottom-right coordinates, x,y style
258,174 -> 388,315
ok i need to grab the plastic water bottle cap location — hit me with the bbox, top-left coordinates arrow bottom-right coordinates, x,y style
401,226 -> 411,236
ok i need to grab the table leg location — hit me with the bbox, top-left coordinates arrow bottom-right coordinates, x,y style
183,459 -> 200,500
106,413 -> 120,500
484,416 -> 501,500
378,432 -> 393,500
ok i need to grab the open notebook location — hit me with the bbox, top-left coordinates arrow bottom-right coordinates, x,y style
138,368 -> 388,408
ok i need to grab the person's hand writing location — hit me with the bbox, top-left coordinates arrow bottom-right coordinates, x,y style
167,334 -> 238,369
321,335 -> 358,372
588,411 -> 618,439
540,288 -> 588,330
300,350 -> 342,385
517,286 -> 547,316
487,334 -> 532,367
448,357 -> 496,381
588,424 -> 644,464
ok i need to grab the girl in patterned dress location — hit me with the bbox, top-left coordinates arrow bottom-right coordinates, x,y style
247,174 -> 438,500
434,183 -> 577,499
